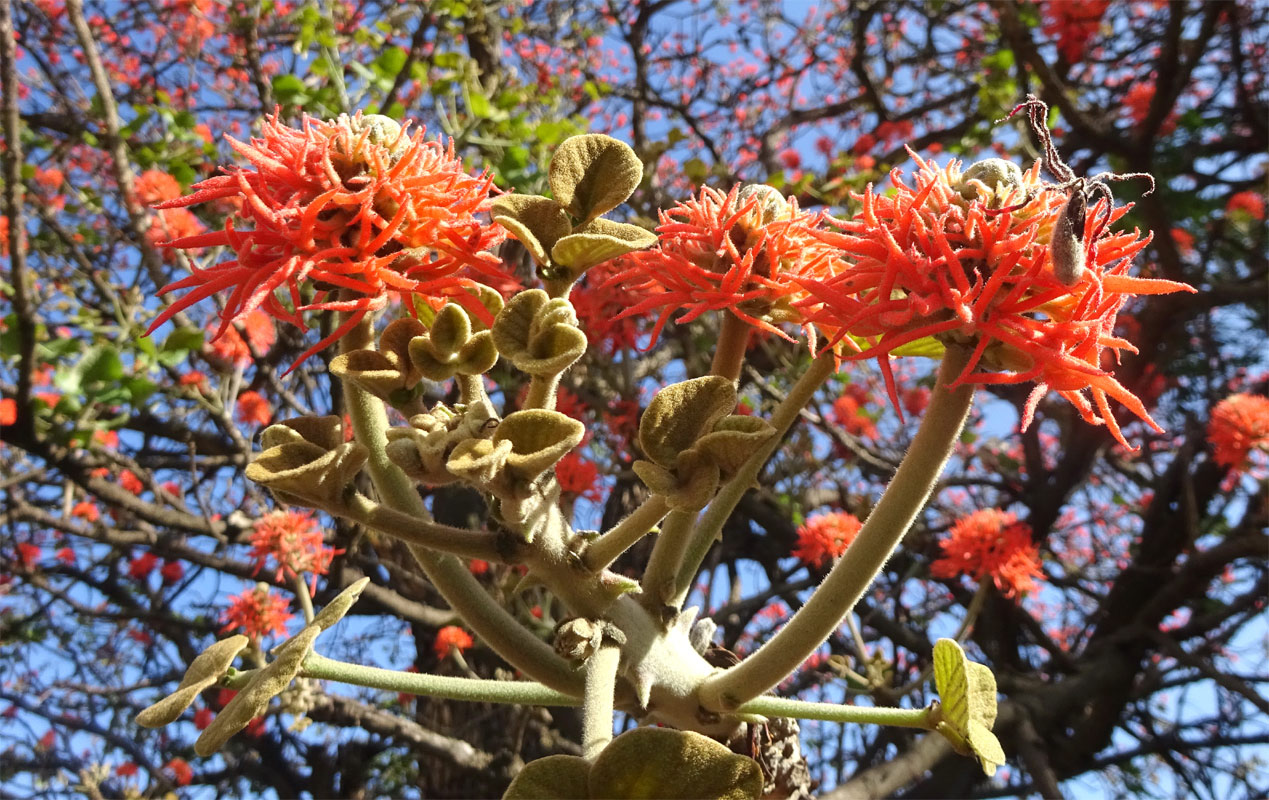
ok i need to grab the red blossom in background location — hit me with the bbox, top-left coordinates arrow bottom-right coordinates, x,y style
792,511 -> 862,568
555,451 -> 602,500
220,584 -> 295,641
164,757 -> 193,787
606,184 -> 841,343
1207,393 -> 1269,472
235,390 -> 272,426
1041,0 -> 1109,63
830,394 -> 877,439
0,397 -> 15,426
128,552 -> 159,580
14,542 -> 41,571
930,509 -> 1043,599
1226,190 -> 1266,221
434,625 -> 475,660
799,151 -> 1194,447
205,309 -> 276,367
247,509 -> 341,594
119,470 -> 145,495
145,112 -> 510,369
160,560 -> 185,584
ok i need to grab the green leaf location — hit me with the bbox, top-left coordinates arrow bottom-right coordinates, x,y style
374,45 -> 407,77
79,345 -> 124,385
550,218 -> 658,275
163,327 -> 205,354
932,639 -> 1005,776
272,74 -> 307,105
588,727 -> 762,800
549,134 -> 644,222
502,755 -> 590,800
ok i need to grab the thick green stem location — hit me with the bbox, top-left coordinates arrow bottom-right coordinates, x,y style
338,318 -> 581,695
737,696 -> 934,730
581,645 -> 621,761
344,493 -> 509,563
639,509 -> 696,607
710,311 -> 752,382
292,574 -> 315,623
301,653 -> 579,706
699,347 -> 975,711
671,353 -> 837,606
582,494 -> 670,572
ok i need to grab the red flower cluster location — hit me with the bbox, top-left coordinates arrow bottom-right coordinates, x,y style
1207,393 -> 1269,472
799,151 -> 1194,447
434,625 -> 475,660
606,184 -> 841,343
792,511 -> 862,568
1041,0 -> 1109,63
1226,190 -> 1266,221
831,394 -> 877,439
220,584 -> 294,641
248,509 -> 341,595
146,112 -> 509,369
205,309 -> 276,367
556,451 -> 602,500
235,390 -> 272,426
930,509 -> 1042,599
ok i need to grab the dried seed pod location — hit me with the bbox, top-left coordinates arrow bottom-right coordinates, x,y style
1051,190 -> 1087,286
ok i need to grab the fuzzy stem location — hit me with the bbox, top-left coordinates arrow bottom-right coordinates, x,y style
338,317 -> 581,695
301,653 -> 579,706
639,509 -> 696,607
737,696 -> 934,730
581,645 -> 621,761
344,493 -> 510,563
292,574 -> 315,623
710,311 -> 752,383
525,372 -> 561,410
671,352 -> 837,607
582,494 -> 670,572
699,346 -> 975,711
456,373 -> 485,406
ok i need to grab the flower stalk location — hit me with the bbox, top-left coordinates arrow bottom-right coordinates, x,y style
699,345 -> 975,711
582,644 -> 622,761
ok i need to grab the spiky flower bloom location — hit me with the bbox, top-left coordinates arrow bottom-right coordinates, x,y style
220,584 -> 294,641
606,184 -> 842,343
930,509 -> 1042,599
434,625 -> 475,660
792,511 -> 862,568
248,509 -> 342,595
146,113 -> 509,367
799,151 -> 1194,447
1207,393 -> 1269,471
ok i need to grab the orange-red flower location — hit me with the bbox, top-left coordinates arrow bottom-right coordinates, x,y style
220,584 -> 294,640
1226,190 -> 1266,221
235,390 -> 272,426
1207,393 -> 1269,471
146,112 -> 510,369
930,508 -> 1042,599
792,511 -> 862,568
205,308 -> 276,367
556,450 -> 602,501
605,184 -> 841,344
1041,0 -> 1109,64
434,625 -> 475,659
248,509 -> 342,595
799,151 -> 1194,447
